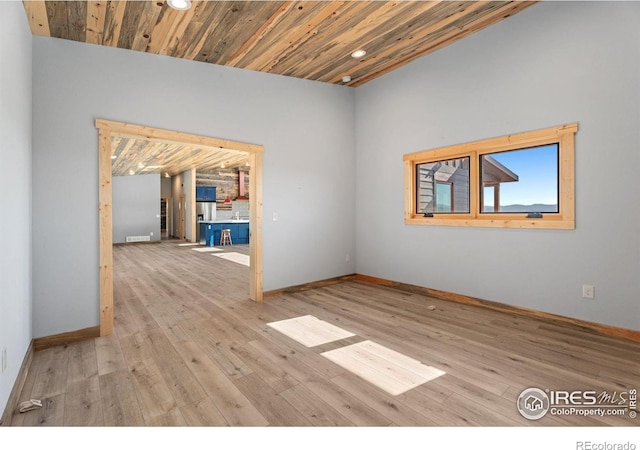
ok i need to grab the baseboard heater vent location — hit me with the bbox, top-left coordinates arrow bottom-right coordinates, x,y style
126,235 -> 151,243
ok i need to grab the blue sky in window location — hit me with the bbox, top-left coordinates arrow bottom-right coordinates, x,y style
488,144 -> 558,206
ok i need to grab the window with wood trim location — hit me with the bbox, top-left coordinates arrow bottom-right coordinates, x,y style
404,123 -> 577,229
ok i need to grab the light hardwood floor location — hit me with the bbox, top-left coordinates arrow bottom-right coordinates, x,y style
9,240 -> 640,426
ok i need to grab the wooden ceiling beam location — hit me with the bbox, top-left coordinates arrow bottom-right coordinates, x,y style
254,1 -> 357,74
172,1 -> 222,59
183,5 -> 230,60
225,1 -> 293,67
22,1 -> 51,37
45,1 -> 69,39
103,0 -> 127,47
147,3 -> 193,55
131,1 -> 163,52
117,1 -> 146,49
67,1 -> 87,42
238,1 -> 328,72
199,2 -> 285,65
86,1 -> 106,45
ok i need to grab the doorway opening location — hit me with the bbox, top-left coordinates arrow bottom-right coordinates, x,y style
160,197 -> 170,240
96,119 -> 264,336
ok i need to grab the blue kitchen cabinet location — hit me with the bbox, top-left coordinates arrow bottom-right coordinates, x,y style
196,186 -> 217,201
211,223 -> 223,246
201,222 -> 250,246
228,224 -> 239,241
200,223 -> 217,246
237,223 -> 249,244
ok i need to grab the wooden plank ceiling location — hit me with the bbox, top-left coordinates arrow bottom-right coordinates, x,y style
110,135 -> 250,177
27,1 -> 536,176
23,1 -> 536,87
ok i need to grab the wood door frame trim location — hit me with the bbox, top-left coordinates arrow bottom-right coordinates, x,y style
96,119 -> 264,337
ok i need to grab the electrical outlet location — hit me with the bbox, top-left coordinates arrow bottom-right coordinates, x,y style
582,285 -> 595,299
2,347 -> 7,373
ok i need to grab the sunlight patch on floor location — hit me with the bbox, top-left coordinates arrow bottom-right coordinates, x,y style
192,247 -> 223,252
321,340 -> 446,395
211,252 -> 250,266
267,315 -> 355,347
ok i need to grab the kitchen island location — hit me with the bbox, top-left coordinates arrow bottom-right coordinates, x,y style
199,220 -> 249,246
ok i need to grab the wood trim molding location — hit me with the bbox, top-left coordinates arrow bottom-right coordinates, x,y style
249,151 -> 263,301
33,326 -> 101,352
96,119 -> 265,336
355,274 -> 640,343
0,341 -> 34,426
264,274 -> 356,299
189,168 -> 196,243
98,126 -> 114,336
95,119 -> 264,154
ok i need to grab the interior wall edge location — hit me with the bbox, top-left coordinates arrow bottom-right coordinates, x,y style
0,341 -> 34,427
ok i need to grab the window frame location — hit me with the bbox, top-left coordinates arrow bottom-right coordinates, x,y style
403,123 -> 577,229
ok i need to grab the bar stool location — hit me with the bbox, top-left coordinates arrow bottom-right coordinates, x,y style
220,229 -> 232,246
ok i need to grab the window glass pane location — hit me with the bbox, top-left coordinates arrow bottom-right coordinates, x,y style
480,144 -> 558,213
416,157 -> 470,214
436,182 -> 453,212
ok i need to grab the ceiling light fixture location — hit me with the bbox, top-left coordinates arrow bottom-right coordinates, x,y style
221,163 -> 226,168
137,162 -> 145,169
128,169 -> 135,175
167,0 -> 191,10
351,49 -> 366,58
164,172 -> 170,178
342,75 -> 352,83
111,154 -> 117,160
245,161 -> 250,167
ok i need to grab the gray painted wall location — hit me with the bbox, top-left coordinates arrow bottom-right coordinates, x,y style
355,1 -> 640,330
161,177 -> 171,198
32,37 -> 356,337
112,174 -> 161,244
0,1 -> 32,416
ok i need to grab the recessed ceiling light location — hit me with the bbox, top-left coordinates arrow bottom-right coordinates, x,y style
164,172 -> 170,178
111,154 -> 117,160
167,0 -> 191,10
351,49 -> 366,58
128,169 -> 135,175
342,75 -> 352,83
